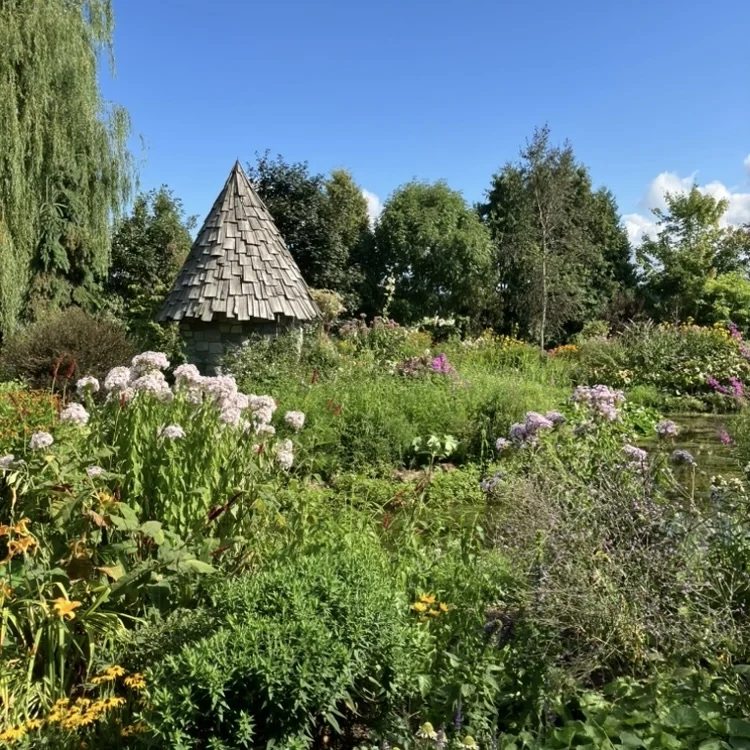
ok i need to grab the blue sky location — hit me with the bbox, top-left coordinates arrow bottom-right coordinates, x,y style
101,0 -> 750,242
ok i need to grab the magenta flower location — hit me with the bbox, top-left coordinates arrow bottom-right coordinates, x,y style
430,353 -> 453,374
719,429 -> 734,446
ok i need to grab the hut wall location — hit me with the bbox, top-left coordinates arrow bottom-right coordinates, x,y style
180,315 -> 298,374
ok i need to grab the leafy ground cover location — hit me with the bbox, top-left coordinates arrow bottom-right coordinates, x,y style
1,324 -> 750,748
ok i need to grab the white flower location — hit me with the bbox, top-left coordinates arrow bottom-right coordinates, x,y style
0,454 -> 15,469
131,351 -> 170,374
29,431 -> 54,451
219,406 -> 242,427
231,392 -> 250,411
173,363 -> 202,388
104,366 -> 133,392
276,450 -> 294,470
158,424 -> 186,440
76,376 -> 100,394
86,465 -> 104,477
132,372 -> 173,401
203,375 -> 238,403
60,403 -> 89,426
183,387 -> 203,405
249,394 -> 276,425
274,438 -> 294,470
284,411 -> 305,431
255,423 -> 276,437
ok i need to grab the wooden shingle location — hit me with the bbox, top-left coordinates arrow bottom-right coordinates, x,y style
157,161 -> 318,324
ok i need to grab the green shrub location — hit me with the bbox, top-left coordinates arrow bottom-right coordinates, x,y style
0,308 -> 136,388
575,321 -> 750,405
129,539 -> 430,749
222,324 -> 342,391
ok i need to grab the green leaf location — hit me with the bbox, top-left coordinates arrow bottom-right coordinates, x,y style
663,705 -> 700,729
729,720 -> 750,739
730,740 -> 750,750
178,559 -> 217,575
699,741 -> 730,750
140,520 -> 165,544
619,731 -> 644,747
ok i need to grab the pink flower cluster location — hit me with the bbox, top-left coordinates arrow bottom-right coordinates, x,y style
571,385 -> 625,421
430,353 -> 453,374
707,375 -> 744,399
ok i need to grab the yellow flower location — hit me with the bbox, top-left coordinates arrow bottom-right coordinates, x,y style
0,524 -> 11,537
22,719 -> 42,731
121,721 -> 149,736
0,725 -> 26,742
124,672 -> 146,690
411,601 -> 428,613
52,598 -> 82,620
104,665 -> 126,678
418,593 -> 436,605
439,602 -> 450,613
101,696 -> 126,709
426,608 -> 440,617
460,736 -> 478,749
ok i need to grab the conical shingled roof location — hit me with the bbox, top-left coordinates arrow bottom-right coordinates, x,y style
158,161 -> 318,323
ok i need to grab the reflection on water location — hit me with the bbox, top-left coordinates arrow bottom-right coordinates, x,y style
642,413 -> 742,489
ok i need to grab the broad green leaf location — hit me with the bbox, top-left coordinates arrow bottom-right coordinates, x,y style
178,559 -> 217,575
140,520 -> 165,544
619,731 -> 644,747
730,739 -> 750,750
663,705 -> 700,729
729,720 -> 750,739
96,564 -> 124,581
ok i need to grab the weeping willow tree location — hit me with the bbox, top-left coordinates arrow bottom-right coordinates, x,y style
0,0 -> 133,335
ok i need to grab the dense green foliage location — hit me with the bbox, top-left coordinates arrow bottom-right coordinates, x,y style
0,0 -> 133,333
479,126 -> 634,346
369,181 -> 494,325
107,187 -> 196,356
246,153 -> 372,310
1,330 -> 750,748
638,188 -> 750,324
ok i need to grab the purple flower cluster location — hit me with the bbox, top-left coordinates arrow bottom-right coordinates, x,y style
508,411 -> 558,445
707,375 -> 744,399
571,385 -> 625,421
495,437 -> 511,453
655,419 -> 679,438
430,353 -> 453,374
719,428 -> 734,446
623,444 -> 648,471
728,321 -> 742,341
670,449 -> 695,466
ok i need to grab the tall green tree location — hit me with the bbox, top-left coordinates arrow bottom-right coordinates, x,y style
0,0 -> 133,333
480,126 -> 634,347
321,169 -> 371,308
638,187 -> 750,323
107,187 -> 195,352
370,180 -> 494,325
246,153 -> 372,308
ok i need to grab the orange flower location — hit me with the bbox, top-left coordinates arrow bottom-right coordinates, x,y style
12,518 -> 31,535
52,598 -> 82,620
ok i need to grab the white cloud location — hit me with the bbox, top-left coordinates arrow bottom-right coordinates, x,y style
624,159 -> 750,246
362,188 -> 383,226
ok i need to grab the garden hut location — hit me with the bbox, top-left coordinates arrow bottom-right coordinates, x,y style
157,161 -> 318,371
